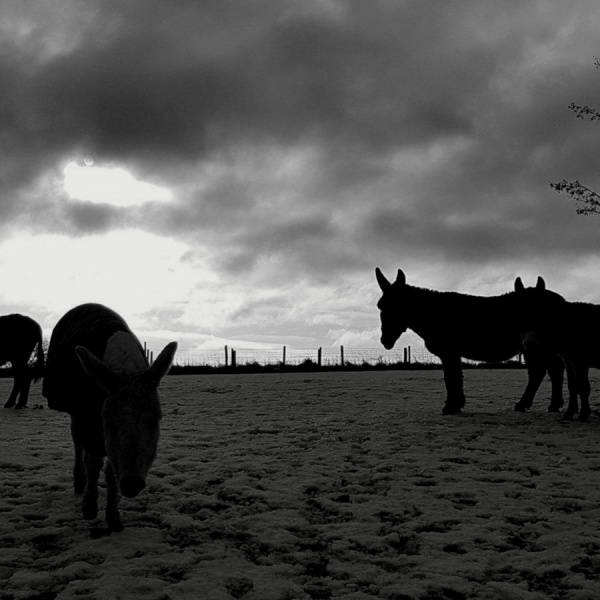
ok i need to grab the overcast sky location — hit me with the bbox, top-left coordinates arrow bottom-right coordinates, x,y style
2,0 -> 600,356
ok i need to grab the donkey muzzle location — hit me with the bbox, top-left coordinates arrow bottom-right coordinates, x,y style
120,475 -> 146,498
381,337 -> 396,350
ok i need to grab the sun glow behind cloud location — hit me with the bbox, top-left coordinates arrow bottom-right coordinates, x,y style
63,162 -> 172,206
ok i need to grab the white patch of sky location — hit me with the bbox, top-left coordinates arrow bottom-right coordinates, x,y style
63,162 -> 173,206
0,230 -> 194,318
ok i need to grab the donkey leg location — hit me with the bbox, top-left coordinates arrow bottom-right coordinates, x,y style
73,445 -> 86,495
3,379 -> 20,409
576,366 -> 591,422
82,452 -> 103,520
563,363 -> 580,421
105,461 -> 123,532
71,417 -> 86,494
547,354 -> 565,412
15,371 -> 32,410
441,356 -> 465,415
515,352 -> 546,412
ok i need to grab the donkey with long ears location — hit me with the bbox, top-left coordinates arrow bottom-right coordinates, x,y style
1,314 -> 45,409
514,276 -> 596,421
375,268 -> 565,415
42,303 -> 177,531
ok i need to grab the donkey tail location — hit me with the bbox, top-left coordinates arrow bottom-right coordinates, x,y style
32,325 -> 45,383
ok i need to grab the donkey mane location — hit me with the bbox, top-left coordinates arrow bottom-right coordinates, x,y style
383,277 -> 517,303
390,283 -> 519,331
401,283 -> 515,303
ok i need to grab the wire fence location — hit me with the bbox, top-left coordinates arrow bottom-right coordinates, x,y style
172,345 -> 523,369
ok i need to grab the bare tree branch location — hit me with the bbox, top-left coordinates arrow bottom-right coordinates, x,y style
568,102 -> 600,121
551,179 -> 600,215
551,57 -> 600,214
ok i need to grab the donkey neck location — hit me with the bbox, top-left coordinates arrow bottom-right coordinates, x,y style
403,285 -> 447,336
103,331 -> 147,375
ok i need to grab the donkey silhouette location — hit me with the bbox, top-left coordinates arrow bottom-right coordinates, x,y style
43,303 -> 177,531
1,314 -> 44,410
376,268 -> 565,414
515,276 -> 595,421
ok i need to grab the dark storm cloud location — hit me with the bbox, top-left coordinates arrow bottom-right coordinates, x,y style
64,201 -> 122,234
3,0 -> 600,276
2,1 -> 500,168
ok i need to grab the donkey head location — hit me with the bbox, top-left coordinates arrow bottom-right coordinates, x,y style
375,267 -> 409,350
514,276 -> 565,350
75,341 -> 178,498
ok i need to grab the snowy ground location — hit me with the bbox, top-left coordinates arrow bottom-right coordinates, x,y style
2,369 -> 600,600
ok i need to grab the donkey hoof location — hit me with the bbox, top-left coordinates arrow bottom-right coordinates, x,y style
107,517 -> 124,532
578,413 -> 590,423
82,502 -> 98,520
548,400 -> 564,413
514,403 -> 526,413
562,412 -> 575,421
442,406 -> 461,415
3,400 -> 15,409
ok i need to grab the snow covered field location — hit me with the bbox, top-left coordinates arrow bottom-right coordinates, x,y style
2,369 -> 600,600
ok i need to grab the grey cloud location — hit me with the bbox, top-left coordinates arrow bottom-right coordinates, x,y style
24,192 -> 127,237
64,201 -> 123,234
3,0 -> 600,283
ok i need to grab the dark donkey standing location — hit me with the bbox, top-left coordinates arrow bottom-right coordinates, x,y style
376,268 -> 565,415
1,314 -> 45,409
43,303 -> 177,531
515,276 -> 596,421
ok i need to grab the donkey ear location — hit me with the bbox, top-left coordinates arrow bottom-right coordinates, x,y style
75,346 -> 122,393
514,277 -> 524,292
375,268 -> 391,292
536,276 -> 546,290
146,341 -> 178,386
395,269 -> 406,286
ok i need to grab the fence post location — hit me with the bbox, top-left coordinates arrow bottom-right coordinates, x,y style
318,347 -> 322,367
231,348 -> 237,369
408,345 -> 411,364
225,345 -> 229,367
340,345 -> 344,367
282,345 -> 286,367
403,348 -> 408,364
